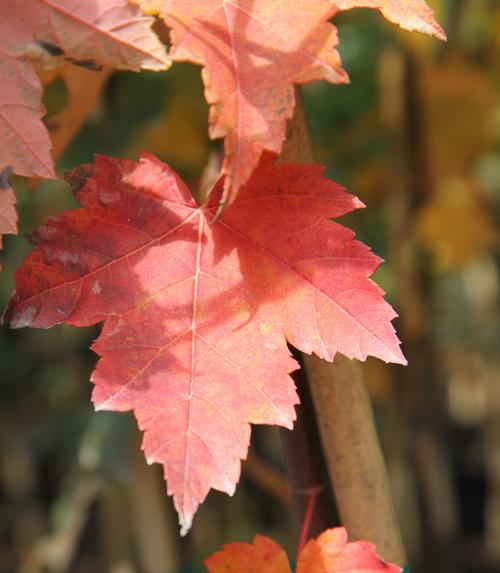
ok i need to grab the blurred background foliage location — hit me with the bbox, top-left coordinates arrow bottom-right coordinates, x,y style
1,0 -> 499,571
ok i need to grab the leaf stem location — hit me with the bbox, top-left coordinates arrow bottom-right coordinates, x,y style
297,486 -> 320,562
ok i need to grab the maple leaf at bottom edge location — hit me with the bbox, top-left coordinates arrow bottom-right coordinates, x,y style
4,152 -> 405,533
205,527 -> 403,572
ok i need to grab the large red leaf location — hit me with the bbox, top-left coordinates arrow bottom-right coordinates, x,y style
333,0 -> 446,40
163,0 -> 348,211
0,0 -> 169,179
205,527 -> 402,572
0,167 -> 17,270
160,0 -> 444,210
4,153 -> 405,531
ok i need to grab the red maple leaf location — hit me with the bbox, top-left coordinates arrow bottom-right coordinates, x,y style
205,527 -> 402,572
0,0 -> 169,179
4,153 -> 405,532
333,0 -> 446,40
160,0 -> 444,210
0,167 -> 17,270
163,0 -> 348,211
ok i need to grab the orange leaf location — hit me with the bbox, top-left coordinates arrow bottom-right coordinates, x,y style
206,535 -> 291,573
298,528 -> 401,572
206,528 -> 403,573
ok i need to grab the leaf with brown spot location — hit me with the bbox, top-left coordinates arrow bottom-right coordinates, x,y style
5,153 -> 405,532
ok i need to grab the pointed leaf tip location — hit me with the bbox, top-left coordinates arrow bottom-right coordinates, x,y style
333,0 -> 446,41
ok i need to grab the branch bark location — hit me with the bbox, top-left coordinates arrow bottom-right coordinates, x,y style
280,87 -> 406,565
279,355 -> 337,541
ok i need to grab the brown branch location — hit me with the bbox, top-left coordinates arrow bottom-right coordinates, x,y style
280,87 -> 406,565
302,354 -> 406,564
279,356 -> 338,541
129,427 -> 181,573
244,451 -> 291,506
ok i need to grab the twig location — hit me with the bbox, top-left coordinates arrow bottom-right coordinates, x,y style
245,452 -> 291,506
279,350 -> 337,543
297,487 -> 320,561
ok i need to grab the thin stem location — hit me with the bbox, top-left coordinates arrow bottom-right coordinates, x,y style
297,486 -> 320,562
279,350 -> 337,545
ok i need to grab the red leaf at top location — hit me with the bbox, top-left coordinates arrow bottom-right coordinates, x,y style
163,0 -> 348,210
333,0 -> 446,40
0,0 -> 169,179
205,527 -> 402,573
159,0 -> 444,210
4,153 -> 405,532
0,167 -> 17,270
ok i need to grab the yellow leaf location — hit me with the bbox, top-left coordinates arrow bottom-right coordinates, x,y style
129,0 -> 163,16
421,57 -> 497,178
132,94 -> 209,173
415,179 -> 498,273
40,64 -> 111,160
